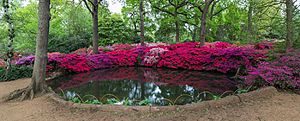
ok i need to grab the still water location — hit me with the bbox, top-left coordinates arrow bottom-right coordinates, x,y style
49,67 -> 237,106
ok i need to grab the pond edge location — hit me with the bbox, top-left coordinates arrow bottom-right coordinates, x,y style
47,86 -> 277,112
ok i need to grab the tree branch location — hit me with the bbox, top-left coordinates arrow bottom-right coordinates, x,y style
83,0 -> 93,14
153,5 -> 175,16
177,0 -> 188,8
212,6 -> 228,17
168,0 -> 176,7
87,0 -> 95,7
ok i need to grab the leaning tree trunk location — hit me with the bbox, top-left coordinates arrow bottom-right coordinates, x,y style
200,0 -> 213,46
285,0 -> 293,51
3,0 -> 50,101
92,0 -> 99,54
3,0 -> 14,79
139,0 -> 145,46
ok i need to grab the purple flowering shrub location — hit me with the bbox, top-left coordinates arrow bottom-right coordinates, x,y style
15,55 -> 35,66
244,51 -> 300,88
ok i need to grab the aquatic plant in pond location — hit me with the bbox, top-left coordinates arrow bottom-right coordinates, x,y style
59,85 -> 253,106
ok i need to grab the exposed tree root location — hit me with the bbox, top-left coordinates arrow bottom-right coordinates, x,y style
2,85 -> 49,102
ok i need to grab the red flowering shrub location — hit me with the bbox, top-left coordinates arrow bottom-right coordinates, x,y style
107,50 -> 139,66
206,41 -> 233,48
16,42 -> 268,74
58,54 -> 91,73
157,45 -> 265,73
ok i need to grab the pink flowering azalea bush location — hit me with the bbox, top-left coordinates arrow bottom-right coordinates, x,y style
142,47 -> 169,66
16,42 -> 267,74
244,51 -> 300,88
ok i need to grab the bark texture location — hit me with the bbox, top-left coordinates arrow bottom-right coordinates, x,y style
247,0 -> 253,43
92,0 -> 99,54
139,0 -> 145,45
285,0 -> 293,51
3,0 -> 50,101
83,0 -> 99,54
200,0 -> 213,46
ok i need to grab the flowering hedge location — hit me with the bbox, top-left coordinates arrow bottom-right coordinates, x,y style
244,51 -> 300,88
16,42 -> 266,74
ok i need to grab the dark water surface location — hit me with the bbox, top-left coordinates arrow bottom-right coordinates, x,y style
48,67 -> 237,106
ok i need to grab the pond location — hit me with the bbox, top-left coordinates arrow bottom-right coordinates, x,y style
48,67 -> 238,106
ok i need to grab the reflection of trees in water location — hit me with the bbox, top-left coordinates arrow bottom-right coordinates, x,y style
49,67 -> 237,105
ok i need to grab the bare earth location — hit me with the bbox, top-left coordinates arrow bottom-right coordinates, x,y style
0,78 -> 300,121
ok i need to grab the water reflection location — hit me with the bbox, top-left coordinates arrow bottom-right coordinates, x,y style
49,67 -> 237,105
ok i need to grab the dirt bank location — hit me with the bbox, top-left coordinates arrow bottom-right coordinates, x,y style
0,78 -> 299,121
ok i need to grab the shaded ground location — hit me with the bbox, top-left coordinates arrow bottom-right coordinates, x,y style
0,78 -> 300,121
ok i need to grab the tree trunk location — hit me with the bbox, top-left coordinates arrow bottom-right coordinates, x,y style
92,0 -> 99,54
30,0 -> 51,95
2,0 -> 51,101
175,19 -> 180,43
192,26 -> 197,42
285,0 -> 293,51
247,0 -> 253,43
3,0 -> 14,78
200,0 -> 213,46
139,0 -> 145,46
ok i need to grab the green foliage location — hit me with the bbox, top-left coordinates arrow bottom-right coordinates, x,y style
0,65 -> 33,82
122,98 -> 134,106
84,99 -> 102,104
234,86 -> 253,94
138,98 -> 151,106
99,14 -> 135,45
106,98 -> 120,104
70,97 -> 82,103
1,0 -> 299,53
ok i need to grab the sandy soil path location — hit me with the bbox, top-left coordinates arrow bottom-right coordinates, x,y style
0,78 -> 299,121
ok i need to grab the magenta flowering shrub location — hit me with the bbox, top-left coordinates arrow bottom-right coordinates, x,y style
206,41 -> 233,48
244,51 -> 300,88
15,42 -> 269,74
107,50 -> 139,66
86,54 -> 114,69
58,54 -> 91,73
157,47 -> 265,73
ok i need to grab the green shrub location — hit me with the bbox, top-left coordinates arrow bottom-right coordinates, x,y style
0,65 -> 33,81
